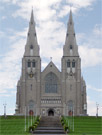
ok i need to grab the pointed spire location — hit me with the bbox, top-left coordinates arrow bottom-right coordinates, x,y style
63,10 -> 79,56
68,10 -> 74,25
24,9 -> 39,57
65,9 -> 75,45
67,9 -> 75,35
30,8 -> 34,24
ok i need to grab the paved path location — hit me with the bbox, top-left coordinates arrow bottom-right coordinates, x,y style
33,116 -> 66,134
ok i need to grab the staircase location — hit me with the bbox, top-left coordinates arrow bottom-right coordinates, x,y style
33,116 -> 65,134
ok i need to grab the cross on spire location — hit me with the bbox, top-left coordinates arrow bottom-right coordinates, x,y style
50,57 -> 52,61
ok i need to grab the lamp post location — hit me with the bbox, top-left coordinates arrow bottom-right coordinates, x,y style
25,106 -> 26,132
3,103 -> 7,118
96,103 -> 99,117
73,104 -> 74,132
28,106 -> 29,128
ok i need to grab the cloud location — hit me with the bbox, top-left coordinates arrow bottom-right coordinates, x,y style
66,0 -> 96,8
76,23 -> 102,68
0,0 -> 19,4
11,0 -> 97,21
79,46 -> 102,68
93,24 -> 102,36
0,31 -> 5,38
0,29 -> 27,96
1,16 -> 7,20
87,96 -> 102,116
87,85 -> 102,92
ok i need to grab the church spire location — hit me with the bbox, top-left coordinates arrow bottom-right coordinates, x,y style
65,9 -> 75,45
63,10 -> 79,56
24,9 -> 39,56
68,10 -> 74,25
30,8 -> 34,25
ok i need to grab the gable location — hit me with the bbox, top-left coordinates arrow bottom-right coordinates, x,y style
41,61 -> 61,81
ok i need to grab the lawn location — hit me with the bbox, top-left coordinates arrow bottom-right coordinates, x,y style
63,116 -> 102,135
0,115 -> 36,135
0,115 -> 102,135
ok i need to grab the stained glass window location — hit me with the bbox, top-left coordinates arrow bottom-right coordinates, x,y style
45,72 -> 58,93
72,61 -> 75,67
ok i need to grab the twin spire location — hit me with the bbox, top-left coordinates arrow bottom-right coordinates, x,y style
25,9 -> 78,57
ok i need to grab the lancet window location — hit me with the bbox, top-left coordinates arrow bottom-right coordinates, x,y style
28,60 -> 31,67
72,60 -> 75,68
32,60 -> 36,68
67,60 -> 70,68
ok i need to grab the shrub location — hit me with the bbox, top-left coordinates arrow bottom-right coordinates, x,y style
29,126 -> 35,132
61,121 -> 65,126
64,125 -> 69,132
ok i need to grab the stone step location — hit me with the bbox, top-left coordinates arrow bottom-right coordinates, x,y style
33,130 -> 65,134
33,116 -> 65,134
38,124 -> 62,126
36,127 -> 64,130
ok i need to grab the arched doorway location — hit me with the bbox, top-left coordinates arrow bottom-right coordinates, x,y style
29,110 -> 34,116
68,110 -> 73,116
48,109 -> 54,116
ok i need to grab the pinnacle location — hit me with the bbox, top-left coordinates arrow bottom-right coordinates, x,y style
30,9 -> 34,24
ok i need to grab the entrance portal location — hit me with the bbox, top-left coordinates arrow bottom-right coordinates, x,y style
68,110 -> 73,116
29,110 -> 34,116
48,109 -> 54,116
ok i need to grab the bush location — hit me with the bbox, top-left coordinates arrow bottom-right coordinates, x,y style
64,125 -> 69,132
35,121 -> 39,125
61,121 -> 65,126
29,126 -> 35,132
29,116 -> 40,133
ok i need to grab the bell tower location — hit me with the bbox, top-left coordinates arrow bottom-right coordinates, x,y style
61,10 -> 86,116
16,9 -> 41,115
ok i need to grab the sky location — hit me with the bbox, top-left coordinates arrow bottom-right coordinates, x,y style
0,0 -> 102,116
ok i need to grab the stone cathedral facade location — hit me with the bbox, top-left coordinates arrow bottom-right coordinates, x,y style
15,10 -> 87,116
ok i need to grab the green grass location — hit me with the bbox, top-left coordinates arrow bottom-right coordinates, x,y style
0,115 -> 37,135
63,116 -> 102,135
1,116 -> 102,135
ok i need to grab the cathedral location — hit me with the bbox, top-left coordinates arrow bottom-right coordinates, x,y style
15,9 -> 87,116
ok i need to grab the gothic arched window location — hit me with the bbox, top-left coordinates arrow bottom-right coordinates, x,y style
68,100 -> 73,116
29,100 -> 34,110
32,60 -> 36,68
70,45 -> 73,50
30,45 -> 33,49
72,60 -> 75,68
45,72 -> 58,93
28,60 -> 31,67
68,100 -> 73,111
67,60 -> 70,68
